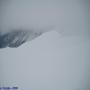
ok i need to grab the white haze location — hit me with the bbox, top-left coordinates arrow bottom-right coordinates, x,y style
0,0 -> 88,36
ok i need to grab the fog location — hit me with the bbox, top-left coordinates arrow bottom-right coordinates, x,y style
0,0 -> 88,36
0,0 -> 89,90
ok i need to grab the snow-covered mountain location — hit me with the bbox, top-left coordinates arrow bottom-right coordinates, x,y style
0,30 -> 42,48
0,31 -> 88,90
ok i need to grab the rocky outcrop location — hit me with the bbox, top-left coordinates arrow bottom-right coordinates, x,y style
0,30 -> 42,48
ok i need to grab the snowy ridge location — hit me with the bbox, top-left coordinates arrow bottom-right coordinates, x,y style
0,30 -> 42,48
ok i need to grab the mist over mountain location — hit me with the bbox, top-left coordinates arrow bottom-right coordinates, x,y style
0,0 -> 88,36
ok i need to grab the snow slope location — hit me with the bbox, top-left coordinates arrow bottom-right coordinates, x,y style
0,31 -> 88,90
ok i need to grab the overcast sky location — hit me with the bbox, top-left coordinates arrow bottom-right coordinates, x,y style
0,0 -> 88,36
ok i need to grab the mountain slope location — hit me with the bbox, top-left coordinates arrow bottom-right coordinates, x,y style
0,31 -> 88,90
0,30 -> 42,48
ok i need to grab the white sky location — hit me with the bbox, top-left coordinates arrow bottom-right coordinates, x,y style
0,0 -> 88,36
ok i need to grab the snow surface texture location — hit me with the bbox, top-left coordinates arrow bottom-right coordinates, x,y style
0,31 -> 88,90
